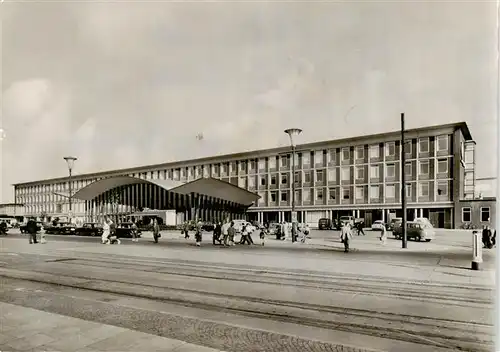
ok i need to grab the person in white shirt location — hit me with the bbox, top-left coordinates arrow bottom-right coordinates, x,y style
340,223 -> 353,253
102,217 -> 111,244
379,225 -> 387,245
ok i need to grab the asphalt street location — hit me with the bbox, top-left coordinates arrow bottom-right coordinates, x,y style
0,229 -> 495,352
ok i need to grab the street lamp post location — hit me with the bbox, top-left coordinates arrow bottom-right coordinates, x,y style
284,128 -> 302,243
64,156 -> 77,223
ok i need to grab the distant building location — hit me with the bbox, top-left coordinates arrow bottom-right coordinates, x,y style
10,121 -> 494,229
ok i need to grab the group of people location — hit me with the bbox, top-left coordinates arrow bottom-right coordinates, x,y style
480,225 -> 496,249
339,221 -> 387,253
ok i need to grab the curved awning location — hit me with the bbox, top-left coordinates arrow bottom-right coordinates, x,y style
72,176 -> 260,206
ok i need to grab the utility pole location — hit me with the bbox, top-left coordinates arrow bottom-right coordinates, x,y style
401,113 -> 407,248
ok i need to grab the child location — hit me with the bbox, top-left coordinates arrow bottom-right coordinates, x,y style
259,227 -> 266,246
40,225 -> 47,244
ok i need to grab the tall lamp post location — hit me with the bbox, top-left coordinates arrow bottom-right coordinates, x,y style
64,156 -> 77,223
284,128 -> 302,243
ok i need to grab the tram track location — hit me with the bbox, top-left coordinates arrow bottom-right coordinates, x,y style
0,255 -> 494,352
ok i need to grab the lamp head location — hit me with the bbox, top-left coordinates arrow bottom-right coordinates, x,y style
63,156 -> 77,171
284,128 -> 302,147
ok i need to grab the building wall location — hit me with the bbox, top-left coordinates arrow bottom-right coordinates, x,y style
12,123 -> 470,228
455,199 -> 496,230
0,204 -> 24,217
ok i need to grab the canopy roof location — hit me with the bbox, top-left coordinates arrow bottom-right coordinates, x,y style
72,176 -> 259,206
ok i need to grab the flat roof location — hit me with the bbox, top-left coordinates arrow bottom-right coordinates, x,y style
72,175 -> 260,206
13,121 -> 472,186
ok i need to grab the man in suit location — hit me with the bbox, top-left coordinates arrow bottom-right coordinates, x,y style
26,218 -> 38,244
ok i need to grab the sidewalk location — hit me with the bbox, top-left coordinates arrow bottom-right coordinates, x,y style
0,302 -> 223,352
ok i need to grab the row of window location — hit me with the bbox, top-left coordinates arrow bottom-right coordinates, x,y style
462,207 -> 491,223
260,181 -> 450,204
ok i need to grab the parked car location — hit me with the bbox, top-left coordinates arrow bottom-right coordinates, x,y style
386,217 -> 402,231
20,221 -> 42,234
318,218 -> 332,230
45,222 -> 77,235
75,222 -> 103,237
227,219 -> 256,234
371,220 -> 386,231
115,222 -> 142,238
414,217 -> 434,229
201,222 -> 215,232
393,221 -> 435,242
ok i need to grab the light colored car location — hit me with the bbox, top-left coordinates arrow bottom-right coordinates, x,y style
414,217 -> 434,228
371,220 -> 385,231
228,220 -> 256,234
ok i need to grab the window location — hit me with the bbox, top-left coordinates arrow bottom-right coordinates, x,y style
386,142 -> 395,156
481,207 -> 490,222
316,189 -> 323,200
270,174 -> 277,185
437,159 -> 448,174
316,170 -> 324,182
328,149 -> 336,163
419,138 -> 429,153
258,159 -> 266,170
369,145 -> 380,158
249,160 -> 255,170
419,182 -> 429,197
181,168 -> 187,177
405,183 -> 411,198
303,189 -> 311,201
437,181 -> 448,196
370,185 -> 379,198
238,177 -> 247,188
342,148 -> 350,161
173,170 -> 180,179
302,153 -> 310,166
341,167 -> 350,181
239,161 -> 247,171
270,191 -> 277,202
356,146 -> 364,159
315,150 -> 323,164
370,165 -> 379,178
386,164 -> 395,177
294,171 -> 300,184
268,157 -> 276,169
342,188 -> 350,200
258,192 -> 266,204
462,207 -> 471,222
437,135 -> 448,152
188,168 -> 194,177
329,188 -> 336,200
248,177 -> 255,188
404,141 -> 411,154
221,164 -> 228,174
404,162 -> 412,176
355,186 -> 364,199
281,174 -> 288,184
280,156 -> 288,167
230,162 -> 236,172
260,176 -> 266,186
327,169 -> 336,182
386,184 -> 396,198
356,166 -> 364,179
304,171 -> 311,183
281,191 -> 288,202
419,160 -> 429,175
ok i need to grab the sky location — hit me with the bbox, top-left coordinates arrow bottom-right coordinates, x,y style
0,1 -> 498,202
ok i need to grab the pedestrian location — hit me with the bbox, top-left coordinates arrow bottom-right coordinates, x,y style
222,221 -> 230,246
239,224 -> 248,244
356,221 -> 365,236
340,223 -> 353,253
195,221 -> 203,246
40,224 -> 47,244
492,229 -> 496,247
379,225 -> 387,245
152,218 -> 160,243
301,223 -> 310,243
227,221 -> 236,246
213,222 -> 222,245
131,219 -> 139,242
102,217 -> 110,244
247,224 -> 255,244
183,221 -> 190,239
259,227 -> 266,246
27,218 -> 38,244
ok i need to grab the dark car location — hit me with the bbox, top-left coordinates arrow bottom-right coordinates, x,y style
318,218 -> 333,230
75,222 -> 103,237
201,222 -> 215,232
20,221 -> 42,234
386,218 -> 402,231
115,222 -> 142,238
45,222 -> 76,235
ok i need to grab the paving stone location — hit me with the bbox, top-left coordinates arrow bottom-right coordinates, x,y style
5,333 -> 55,350
86,329 -> 166,351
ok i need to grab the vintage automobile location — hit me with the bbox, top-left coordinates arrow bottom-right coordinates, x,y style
115,222 -> 142,238
386,217 -> 402,231
318,218 -> 333,230
47,222 -> 77,235
393,221 -> 435,242
74,222 -> 103,237
371,220 -> 386,231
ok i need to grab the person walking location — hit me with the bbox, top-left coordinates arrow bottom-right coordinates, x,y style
131,219 -> 139,242
102,217 -> 111,244
340,223 -> 353,253
379,225 -> 387,245
259,227 -> 266,246
240,224 -> 252,245
222,221 -> 230,246
356,221 -> 365,236
183,221 -> 190,239
40,224 -> 47,244
227,221 -> 236,246
213,222 -> 222,245
152,218 -> 160,243
195,221 -> 203,246
27,218 -> 38,244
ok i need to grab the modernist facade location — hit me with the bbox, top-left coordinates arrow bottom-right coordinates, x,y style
12,122 -> 483,229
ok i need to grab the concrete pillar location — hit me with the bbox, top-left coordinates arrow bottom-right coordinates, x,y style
381,210 -> 385,222
414,208 -> 417,220
352,209 -> 356,217
419,208 -> 423,218
356,210 -> 360,218
304,211 -> 308,225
